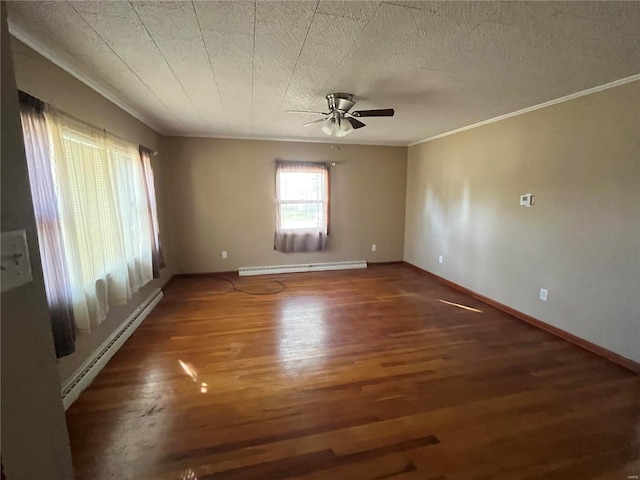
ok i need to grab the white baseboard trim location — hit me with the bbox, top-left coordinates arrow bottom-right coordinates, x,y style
61,288 -> 163,410
239,260 -> 367,276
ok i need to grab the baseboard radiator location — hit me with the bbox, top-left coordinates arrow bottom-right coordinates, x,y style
61,288 -> 164,410
239,260 -> 367,276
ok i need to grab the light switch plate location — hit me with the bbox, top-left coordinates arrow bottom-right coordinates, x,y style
520,193 -> 535,207
1,230 -> 33,292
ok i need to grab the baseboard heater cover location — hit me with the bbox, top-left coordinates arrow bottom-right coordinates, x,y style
60,288 -> 163,410
239,260 -> 367,276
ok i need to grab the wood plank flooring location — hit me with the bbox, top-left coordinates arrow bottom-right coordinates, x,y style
65,265 -> 640,480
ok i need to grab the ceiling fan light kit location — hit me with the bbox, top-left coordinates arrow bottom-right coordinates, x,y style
321,116 -> 353,137
289,93 -> 394,138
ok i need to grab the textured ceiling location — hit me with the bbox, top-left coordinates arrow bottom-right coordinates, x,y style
7,1 -> 640,146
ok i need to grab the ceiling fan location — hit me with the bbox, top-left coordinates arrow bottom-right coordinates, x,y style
287,93 -> 395,137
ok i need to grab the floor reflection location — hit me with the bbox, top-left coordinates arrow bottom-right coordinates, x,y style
178,359 -> 208,394
277,296 -> 327,374
439,299 -> 483,313
180,468 -> 198,480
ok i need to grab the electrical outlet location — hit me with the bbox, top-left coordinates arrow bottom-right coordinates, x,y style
221,251 -> 228,259
1,230 -> 33,292
539,288 -> 549,301
438,255 -> 443,264
371,244 -> 377,252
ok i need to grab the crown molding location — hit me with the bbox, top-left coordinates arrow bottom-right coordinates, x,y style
7,18 -> 166,135
172,132 -> 408,147
409,74 -> 640,147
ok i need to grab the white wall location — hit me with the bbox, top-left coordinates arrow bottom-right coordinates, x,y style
404,81 -> 640,363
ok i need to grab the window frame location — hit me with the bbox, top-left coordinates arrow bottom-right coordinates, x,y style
275,161 -> 330,234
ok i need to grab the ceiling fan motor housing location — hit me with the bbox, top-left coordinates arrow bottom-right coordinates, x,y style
326,93 -> 355,113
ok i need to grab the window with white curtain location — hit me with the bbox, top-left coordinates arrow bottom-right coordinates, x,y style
45,109 -> 153,332
274,161 -> 329,253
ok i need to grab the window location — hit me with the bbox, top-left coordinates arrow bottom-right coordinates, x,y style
274,161 -> 330,253
278,169 -> 326,230
58,129 -> 148,285
42,109 -> 154,332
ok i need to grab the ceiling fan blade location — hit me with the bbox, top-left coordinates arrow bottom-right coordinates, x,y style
287,110 -> 329,115
303,117 -> 330,127
351,108 -> 395,117
347,117 -> 366,129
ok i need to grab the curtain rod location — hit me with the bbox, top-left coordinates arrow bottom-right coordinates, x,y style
272,159 -> 338,166
18,89 -> 158,155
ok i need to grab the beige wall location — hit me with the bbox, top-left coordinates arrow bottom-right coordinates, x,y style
1,6 -> 74,478
404,81 -> 640,363
10,38 -> 175,385
164,137 -> 407,272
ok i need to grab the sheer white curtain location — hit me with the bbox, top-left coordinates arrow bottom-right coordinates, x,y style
45,108 -> 153,333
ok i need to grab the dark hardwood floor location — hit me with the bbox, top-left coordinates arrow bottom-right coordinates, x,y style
66,265 -> 640,480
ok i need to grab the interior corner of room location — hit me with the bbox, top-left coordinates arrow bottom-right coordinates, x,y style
2,1 -> 639,478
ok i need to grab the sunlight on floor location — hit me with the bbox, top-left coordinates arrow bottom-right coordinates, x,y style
180,468 -> 198,480
178,359 -> 208,394
439,299 -> 483,313
278,296 -> 327,374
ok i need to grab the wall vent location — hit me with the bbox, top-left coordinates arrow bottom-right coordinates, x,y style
61,289 -> 163,410
238,260 -> 367,276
